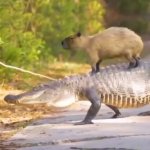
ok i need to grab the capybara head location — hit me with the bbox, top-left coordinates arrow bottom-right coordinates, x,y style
61,32 -> 82,50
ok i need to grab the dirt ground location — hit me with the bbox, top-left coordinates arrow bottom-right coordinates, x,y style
0,89 -> 55,140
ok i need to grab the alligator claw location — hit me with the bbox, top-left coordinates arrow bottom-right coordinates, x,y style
111,112 -> 121,118
111,113 -> 121,118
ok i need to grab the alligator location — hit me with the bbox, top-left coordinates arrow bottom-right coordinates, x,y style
4,60 -> 150,125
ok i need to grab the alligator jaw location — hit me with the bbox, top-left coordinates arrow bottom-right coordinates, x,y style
4,90 -> 47,104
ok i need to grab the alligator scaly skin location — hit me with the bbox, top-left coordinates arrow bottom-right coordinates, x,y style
96,62 -> 150,108
4,60 -> 150,124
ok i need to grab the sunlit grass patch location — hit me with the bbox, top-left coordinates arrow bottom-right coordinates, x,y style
47,62 -> 90,78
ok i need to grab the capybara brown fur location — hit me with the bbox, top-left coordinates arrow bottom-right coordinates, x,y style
62,27 -> 143,72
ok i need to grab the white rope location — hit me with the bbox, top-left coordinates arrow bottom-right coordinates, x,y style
0,61 -> 56,80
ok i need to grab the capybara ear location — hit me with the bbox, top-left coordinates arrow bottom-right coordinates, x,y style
77,32 -> 81,37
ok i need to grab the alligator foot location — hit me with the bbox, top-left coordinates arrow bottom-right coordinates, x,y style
74,120 -> 94,125
111,113 -> 121,118
138,111 -> 150,116
106,104 -> 121,118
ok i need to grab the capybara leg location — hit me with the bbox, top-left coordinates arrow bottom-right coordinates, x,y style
89,53 -> 100,74
133,57 -> 140,68
128,60 -> 136,69
95,59 -> 102,72
125,52 -> 136,69
133,54 -> 141,67
91,66 -> 97,74
129,56 -> 140,68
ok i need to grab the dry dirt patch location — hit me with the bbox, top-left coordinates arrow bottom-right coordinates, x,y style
0,89 -> 56,142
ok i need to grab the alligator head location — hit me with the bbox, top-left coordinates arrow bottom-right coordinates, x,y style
4,87 -> 77,108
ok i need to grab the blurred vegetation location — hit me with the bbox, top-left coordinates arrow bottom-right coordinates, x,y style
0,0 -> 150,86
0,0 -> 104,84
104,0 -> 150,33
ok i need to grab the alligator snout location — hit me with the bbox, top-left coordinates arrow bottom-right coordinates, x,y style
4,94 -> 19,104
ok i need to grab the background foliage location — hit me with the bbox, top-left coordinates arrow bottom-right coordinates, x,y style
0,0 -> 104,73
104,0 -> 150,33
0,0 -> 149,84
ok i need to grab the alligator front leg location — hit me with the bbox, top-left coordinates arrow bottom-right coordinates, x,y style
75,88 -> 101,125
